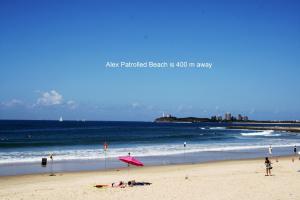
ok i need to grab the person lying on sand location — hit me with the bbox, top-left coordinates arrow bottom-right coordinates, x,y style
95,180 -> 152,189
112,181 -> 126,188
94,184 -> 109,188
127,180 -> 152,187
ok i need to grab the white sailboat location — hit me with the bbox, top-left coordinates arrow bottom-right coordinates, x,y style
59,116 -> 63,122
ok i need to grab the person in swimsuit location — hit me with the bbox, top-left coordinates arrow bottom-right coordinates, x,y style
112,181 -> 126,188
265,157 -> 272,176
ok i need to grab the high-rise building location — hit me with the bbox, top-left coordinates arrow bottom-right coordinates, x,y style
237,114 -> 243,121
225,112 -> 232,121
211,116 -> 217,121
243,116 -> 249,121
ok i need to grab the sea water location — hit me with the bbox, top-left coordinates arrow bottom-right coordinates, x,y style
0,120 -> 299,176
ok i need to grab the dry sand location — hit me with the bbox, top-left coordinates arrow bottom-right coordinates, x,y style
0,156 -> 300,200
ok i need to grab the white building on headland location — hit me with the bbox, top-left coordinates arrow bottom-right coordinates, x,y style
162,112 -> 171,118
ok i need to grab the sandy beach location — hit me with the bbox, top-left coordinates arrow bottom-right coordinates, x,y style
1,156 -> 299,200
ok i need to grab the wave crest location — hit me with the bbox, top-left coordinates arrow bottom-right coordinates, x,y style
241,130 -> 281,137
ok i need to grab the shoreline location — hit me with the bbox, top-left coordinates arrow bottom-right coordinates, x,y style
1,144 -> 298,177
0,154 -> 297,178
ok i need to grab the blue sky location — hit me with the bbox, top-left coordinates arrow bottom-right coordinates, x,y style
0,0 -> 300,121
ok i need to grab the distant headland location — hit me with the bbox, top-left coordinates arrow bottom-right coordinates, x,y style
154,113 -> 300,124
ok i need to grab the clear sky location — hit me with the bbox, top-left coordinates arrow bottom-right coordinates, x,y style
0,0 -> 300,121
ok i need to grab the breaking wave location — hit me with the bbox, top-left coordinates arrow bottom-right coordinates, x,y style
241,130 -> 281,137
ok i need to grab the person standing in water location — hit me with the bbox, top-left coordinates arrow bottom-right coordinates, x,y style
127,152 -> 131,167
265,157 -> 272,176
268,145 -> 273,156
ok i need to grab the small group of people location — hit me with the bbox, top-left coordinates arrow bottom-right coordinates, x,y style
111,180 -> 151,188
268,145 -> 298,156
265,145 -> 298,176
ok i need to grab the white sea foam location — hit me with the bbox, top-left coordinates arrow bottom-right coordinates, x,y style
209,127 -> 226,130
240,130 -> 280,136
1,142 -> 299,164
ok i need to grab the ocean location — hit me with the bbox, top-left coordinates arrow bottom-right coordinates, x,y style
0,120 -> 300,176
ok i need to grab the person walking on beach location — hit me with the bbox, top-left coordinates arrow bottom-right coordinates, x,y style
268,145 -> 272,156
49,153 -> 55,176
265,157 -> 272,176
292,145 -> 297,162
127,152 -> 131,167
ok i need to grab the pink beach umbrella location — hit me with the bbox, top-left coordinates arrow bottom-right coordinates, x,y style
119,156 -> 144,167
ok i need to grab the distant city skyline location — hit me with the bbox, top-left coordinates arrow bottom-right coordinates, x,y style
160,112 -> 250,121
0,0 -> 300,121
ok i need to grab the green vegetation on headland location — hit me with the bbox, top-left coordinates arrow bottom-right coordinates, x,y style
154,116 -> 250,123
154,116 -> 212,123
154,115 -> 300,124
155,113 -> 250,123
